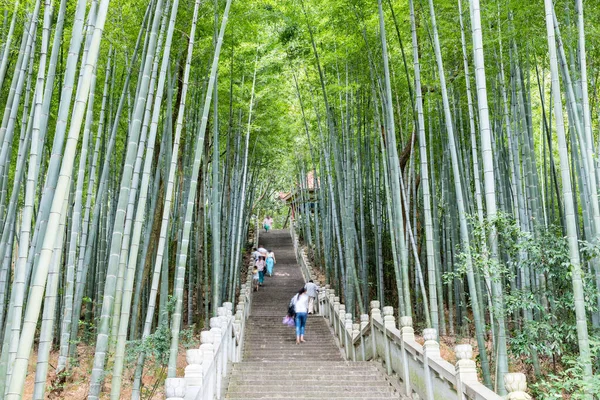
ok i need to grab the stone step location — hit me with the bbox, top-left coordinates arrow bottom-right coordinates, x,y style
231,362 -> 378,371
226,387 -> 396,395
230,372 -> 383,381
230,379 -> 389,387
242,353 -> 343,358
228,379 -> 393,387
226,394 -> 399,399
241,356 -> 344,362
243,345 -> 340,351
227,396 -> 399,399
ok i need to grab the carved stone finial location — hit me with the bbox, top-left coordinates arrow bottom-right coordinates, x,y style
422,328 -> 440,357
210,317 -> 222,329
352,323 -> 360,336
454,344 -> 473,361
186,349 -> 203,365
423,328 -> 437,342
454,343 -> 478,384
370,300 -> 380,310
345,318 -> 353,332
165,377 -> 186,400
360,314 -> 369,329
383,315 -> 396,330
505,373 -> 532,400
399,316 -> 413,328
382,306 -> 394,317
200,330 -> 213,344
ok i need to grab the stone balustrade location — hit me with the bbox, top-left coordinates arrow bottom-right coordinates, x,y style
165,263 -> 253,400
291,226 -> 532,400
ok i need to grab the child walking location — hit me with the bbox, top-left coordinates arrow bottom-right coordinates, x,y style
252,266 -> 259,291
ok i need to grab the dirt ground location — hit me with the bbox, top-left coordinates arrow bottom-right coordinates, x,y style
23,342 -> 190,400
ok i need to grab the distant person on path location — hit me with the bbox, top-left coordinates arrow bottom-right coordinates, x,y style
256,256 -> 266,286
291,287 -> 309,344
266,249 -> 276,276
263,215 -> 273,232
305,280 -> 319,314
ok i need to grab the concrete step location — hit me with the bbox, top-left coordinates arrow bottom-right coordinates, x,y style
230,373 -> 383,381
231,362 -> 378,371
227,397 -> 399,399
229,379 -> 392,387
226,387 -> 396,396
227,395 -> 399,399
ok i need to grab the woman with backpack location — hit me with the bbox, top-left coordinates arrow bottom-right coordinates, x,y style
290,287 -> 309,344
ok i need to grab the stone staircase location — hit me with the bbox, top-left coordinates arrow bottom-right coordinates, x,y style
225,229 -> 400,399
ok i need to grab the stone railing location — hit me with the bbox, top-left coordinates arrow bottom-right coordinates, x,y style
164,266 -> 254,400
290,227 -> 532,400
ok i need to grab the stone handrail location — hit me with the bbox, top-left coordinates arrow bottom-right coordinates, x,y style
291,227 -> 532,400
165,265 -> 254,400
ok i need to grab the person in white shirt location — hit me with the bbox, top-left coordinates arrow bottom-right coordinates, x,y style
257,246 -> 267,257
304,280 -> 319,314
263,216 -> 273,232
251,247 -> 261,261
291,287 -> 309,344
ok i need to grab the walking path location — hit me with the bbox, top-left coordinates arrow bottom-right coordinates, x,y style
225,229 -> 400,399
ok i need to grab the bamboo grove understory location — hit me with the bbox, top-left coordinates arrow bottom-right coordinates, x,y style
0,0 -> 598,398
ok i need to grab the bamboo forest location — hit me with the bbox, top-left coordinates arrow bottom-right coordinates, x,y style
0,0 -> 599,398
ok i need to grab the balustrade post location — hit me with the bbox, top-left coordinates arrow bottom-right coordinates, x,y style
352,323 -> 360,361
422,328 -> 438,400
344,313 -> 353,360
359,314 -> 369,361
224,302 -> 234,364
233,310 -> 242,362
399,316 -> 413,398
239,294 -> 248,317
338,304 -> 346,343
200,332 -> 215,400
165,377 -> 186,400
210,317 -> 223,399
369,301 -> 381,361
455,343 -> 477,400
185,349 -> 203,400
333,297 -> 340,331
328,291 -> 336,325
319,287 -> 327,318
383,307 -> 395,329
504,373 -> 532,400
381,306 -> 394,377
